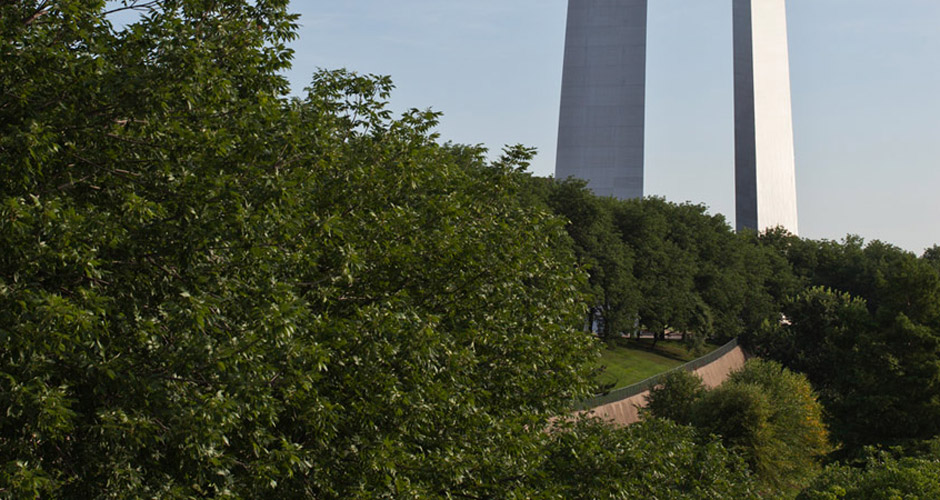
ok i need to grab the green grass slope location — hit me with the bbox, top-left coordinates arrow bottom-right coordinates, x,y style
595,339 -> 717,390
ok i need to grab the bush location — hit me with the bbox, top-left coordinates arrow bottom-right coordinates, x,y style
542,418 -> 760,499
642,370 -> 706,425
799,452 -> 940,500
645,360 -> 831,494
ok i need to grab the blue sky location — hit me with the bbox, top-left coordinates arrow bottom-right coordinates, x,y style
285,1 -> 939,253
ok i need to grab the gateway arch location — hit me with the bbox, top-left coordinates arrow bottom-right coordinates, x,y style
555,0 -> 799,234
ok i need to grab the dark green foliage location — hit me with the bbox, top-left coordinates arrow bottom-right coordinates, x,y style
612,198 -> 699,339
748,233 -> 940,452
646,360 -> 831,494
542,418 -> 760,499
798,452 -> 940,500
538,179 -> 639,339
611,199 -> 790,344
760,234 -> 940,330
748,284 -> 940,451
527,181 -> 788,346
923,245 -> 940,273
642,370 -> 706,425
5,0 -> 939,497
1,3 -> 598,497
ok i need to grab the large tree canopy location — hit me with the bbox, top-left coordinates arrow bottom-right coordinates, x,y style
747,234 -> 940,452
1,2 -> 597,497
526,180 -> 788,347
541,418 -> 761,500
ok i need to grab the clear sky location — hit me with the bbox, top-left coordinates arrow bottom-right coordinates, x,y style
285,1 -> 940,254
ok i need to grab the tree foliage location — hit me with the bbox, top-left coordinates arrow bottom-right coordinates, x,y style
533,179 -> 638,339
798,452 -> 940,500
527,181 -> 786,346
642,370 -> 706,425
5,0 -> 940,497
541,418 -> 760,499
645,360 -> 831,493
746,238 -> 940,451
1,2 -> 598,497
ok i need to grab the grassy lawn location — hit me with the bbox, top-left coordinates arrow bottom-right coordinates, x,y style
594,339 -> 718,390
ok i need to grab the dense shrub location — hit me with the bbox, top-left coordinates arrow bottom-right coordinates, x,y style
799,452 -> 940,500
645,360 -> 831,493
542,418 -> 760,499
642,369 -> 706,425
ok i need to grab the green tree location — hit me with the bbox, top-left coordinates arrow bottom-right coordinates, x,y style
717,360 -> 831,492
766,235 -> 940,331
609,198 -> 786,346
747,287 -> 940,451
924,245 -> 940,272
798,452 -> 940,500
540,180 -> 638,339
613,198 -> 697,342
527,183 -> 789,348
1,3 -> 599,497
740,228 -> 801,337
642,370 -> 706,425
541,418 -> 760,499
645,360 -> 830,495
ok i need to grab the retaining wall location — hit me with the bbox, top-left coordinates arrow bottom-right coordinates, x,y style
576,339 -> 749,426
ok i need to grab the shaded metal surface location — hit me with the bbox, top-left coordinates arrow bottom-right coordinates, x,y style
556,0 -> 647,199
734,0 -> 799,234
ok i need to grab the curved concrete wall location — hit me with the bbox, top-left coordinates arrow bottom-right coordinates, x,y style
582,345 -> 749,426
